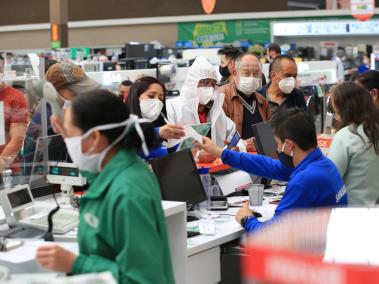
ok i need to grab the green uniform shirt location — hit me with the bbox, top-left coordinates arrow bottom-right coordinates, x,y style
72,149 -> 175,284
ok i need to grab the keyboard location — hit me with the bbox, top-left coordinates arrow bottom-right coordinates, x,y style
19,209 -> 79,235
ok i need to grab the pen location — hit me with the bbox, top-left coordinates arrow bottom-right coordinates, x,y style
253,212 -> 262,218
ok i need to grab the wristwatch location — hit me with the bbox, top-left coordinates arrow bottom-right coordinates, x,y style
240,216 -> 253,228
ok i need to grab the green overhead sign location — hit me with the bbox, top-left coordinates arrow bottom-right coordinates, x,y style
178,20 -> 271,46
50,41 -> 61,49
178,15 -> 379,47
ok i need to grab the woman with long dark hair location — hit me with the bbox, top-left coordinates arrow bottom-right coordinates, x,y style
127,76 -> 185,159
328,82 -> 379,206
356,70 -> 379,109
36,90 -> 175,284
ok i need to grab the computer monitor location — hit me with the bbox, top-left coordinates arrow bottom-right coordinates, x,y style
134,58 -> 149,69
251,121 -> 278,159
0,184 -> 34,215
151,149 -> 207,206
118,58 -> 135,70
251,121 -> 278,187
125,44 -> 157,58
103,62 -> 116,71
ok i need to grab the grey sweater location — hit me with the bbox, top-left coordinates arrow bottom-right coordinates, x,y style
328,124 -> 379,206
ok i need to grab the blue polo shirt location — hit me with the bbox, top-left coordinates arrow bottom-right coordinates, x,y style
221,148 -> 347,232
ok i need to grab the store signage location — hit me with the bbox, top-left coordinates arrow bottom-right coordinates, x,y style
51,23 -> 59,42
50,41 -> 62,49
201,0 -> 217,14
351,0 -> 375,21
178,20 -> 271,46
272,20 -> 379,36
50,23 -> 61,49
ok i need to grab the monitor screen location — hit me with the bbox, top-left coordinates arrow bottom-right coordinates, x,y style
251,121 -> 278,159
8,187 -> 33,209
103,62 -> 116,71
134,59 -> 149,69
49,165 -> 79,177
151,149 -> 207,206
117,58 -> 135,70
125,44 -> 156,58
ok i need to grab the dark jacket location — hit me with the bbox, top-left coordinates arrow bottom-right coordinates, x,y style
258,83 -> 307,111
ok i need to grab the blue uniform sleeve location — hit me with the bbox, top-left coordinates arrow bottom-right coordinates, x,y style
138,146 -> 168,161
221,149 -> 293,182
244,181 -> 304,233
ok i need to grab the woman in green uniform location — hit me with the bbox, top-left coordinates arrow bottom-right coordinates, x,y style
36,90 -> 175,284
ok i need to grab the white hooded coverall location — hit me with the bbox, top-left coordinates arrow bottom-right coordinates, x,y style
166,57 -> 239,148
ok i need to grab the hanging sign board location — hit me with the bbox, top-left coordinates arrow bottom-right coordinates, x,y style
351,0 -> 375,21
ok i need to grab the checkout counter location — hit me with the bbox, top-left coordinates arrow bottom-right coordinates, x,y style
0,143 -> 281,284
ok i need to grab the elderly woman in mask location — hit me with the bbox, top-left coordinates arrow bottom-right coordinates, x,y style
167,57 -> 244,163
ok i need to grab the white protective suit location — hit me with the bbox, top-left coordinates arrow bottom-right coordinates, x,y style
167,57 -> 243,149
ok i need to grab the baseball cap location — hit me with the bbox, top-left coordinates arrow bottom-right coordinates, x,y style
45,62 -> 100,94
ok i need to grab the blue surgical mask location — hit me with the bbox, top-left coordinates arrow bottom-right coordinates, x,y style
277,141 -> 294,169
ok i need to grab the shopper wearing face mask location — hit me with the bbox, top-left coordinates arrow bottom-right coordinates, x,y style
127,76 -> 185,160
220,53 -> 271,146
167,57 -> 242,162
328,82 -> 379,206
217,46 -> 243,86
195,108 -> 347,233
266,43 -> 281,63
45,62 -> 101,136
258,55 -> 306,113
36,90 -> 175,284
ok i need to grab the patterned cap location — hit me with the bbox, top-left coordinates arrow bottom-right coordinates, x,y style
45,62 -> 100,94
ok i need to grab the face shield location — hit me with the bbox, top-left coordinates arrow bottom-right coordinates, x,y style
235,61 -> 262,95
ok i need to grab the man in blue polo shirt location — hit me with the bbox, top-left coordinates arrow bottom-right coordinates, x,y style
196,108 -> 347,233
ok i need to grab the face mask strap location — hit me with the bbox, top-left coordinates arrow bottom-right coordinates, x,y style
282,141 -> 294,157
81,114 -> 150,157
127,114 -> 150,156
281,141 -> 286,153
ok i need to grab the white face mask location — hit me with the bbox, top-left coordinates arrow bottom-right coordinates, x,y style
197,87 -> 214,105
237,76 -> 261,95
140,99 -> 164,122
59,95 -> 71,109
278,77 -> 296,94
64,115 -> 149,173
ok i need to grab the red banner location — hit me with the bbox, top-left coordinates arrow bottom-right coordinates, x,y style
243,245 -> 379,284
